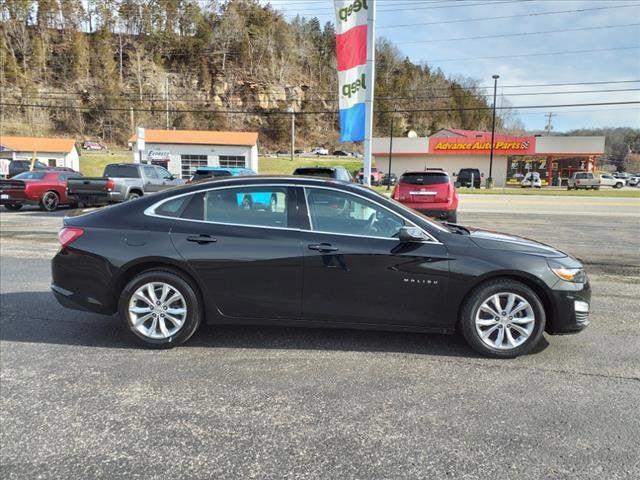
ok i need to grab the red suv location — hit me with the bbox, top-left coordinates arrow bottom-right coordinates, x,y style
392,170 -> 459,223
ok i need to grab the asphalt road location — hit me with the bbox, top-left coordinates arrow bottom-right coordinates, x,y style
1,195 -> 639,479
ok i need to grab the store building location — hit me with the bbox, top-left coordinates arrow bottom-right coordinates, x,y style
129,129 -> 259,179
0,136 -> 79,175
372,129 -> 605,187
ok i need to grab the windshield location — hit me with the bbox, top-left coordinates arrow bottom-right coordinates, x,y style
400,172 -> 449,185
13,171 -> 47,180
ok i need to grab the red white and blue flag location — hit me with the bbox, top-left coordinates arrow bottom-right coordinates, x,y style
334,0 -> 369,143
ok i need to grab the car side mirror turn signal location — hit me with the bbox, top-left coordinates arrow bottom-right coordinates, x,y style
399,226 -> 428,243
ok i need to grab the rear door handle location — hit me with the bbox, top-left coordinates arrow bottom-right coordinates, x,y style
186,234 -> 217,244
308,243 -> 338,252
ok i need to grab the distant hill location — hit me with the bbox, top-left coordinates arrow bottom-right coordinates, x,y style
1,0 -> 495,150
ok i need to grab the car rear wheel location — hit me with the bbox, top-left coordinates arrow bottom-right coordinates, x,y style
119,270 -> 202,348
127,191 -> 141,201
3,203 -> 22,211
40,191 -> 59,211
459,279 -> 546,358
446,211 -> 457,223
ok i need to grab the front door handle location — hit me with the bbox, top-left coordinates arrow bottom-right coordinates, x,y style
308,243 -> 338,252
186,234 -> 217,244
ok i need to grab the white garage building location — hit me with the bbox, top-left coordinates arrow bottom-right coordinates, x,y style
130,129 -> 259,179
0,136 -> 79,175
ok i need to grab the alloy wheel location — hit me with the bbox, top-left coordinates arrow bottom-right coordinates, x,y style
128,282 -> 187,340
474,292 -> 535,350
43,192 -> 59,211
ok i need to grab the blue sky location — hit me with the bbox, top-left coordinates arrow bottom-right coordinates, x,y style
263,0 -> 640,132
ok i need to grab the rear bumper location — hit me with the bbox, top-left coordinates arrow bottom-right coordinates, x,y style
69,191 -> 123,204
0,194 -> 38,205
547,281 -> 592,334
402,201 -> 456,218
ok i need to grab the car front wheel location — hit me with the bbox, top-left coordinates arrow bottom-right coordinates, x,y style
119,270 -> 202,348
459,279 -> 546,358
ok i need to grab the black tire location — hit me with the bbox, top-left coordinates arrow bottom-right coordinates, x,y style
615,182 -> 623,189
459,278 -> 546,358
127,191 -> 141,201
3,203 -> 23,211
118,270 -> 202,349
40,191 -> 60,211
446,210 -> 457,223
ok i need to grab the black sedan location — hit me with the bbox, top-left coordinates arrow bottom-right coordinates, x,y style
52,177 -> 590,357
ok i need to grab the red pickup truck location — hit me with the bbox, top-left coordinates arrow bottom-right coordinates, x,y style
0,170 -> 82,211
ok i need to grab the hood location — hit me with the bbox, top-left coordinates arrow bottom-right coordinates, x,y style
468,228 -> 567,258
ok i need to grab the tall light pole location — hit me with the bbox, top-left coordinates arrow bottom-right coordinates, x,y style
386,110 -> 394,191
288,105 -> 295,162
488,74 -> 499,189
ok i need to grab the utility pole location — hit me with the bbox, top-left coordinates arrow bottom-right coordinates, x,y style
545,112 -> 556,134
386,110 -> 394,191
288,105 -> 295,161
165,74 -> 170,129
488,74 -> 499,189
119,33 -> 123,85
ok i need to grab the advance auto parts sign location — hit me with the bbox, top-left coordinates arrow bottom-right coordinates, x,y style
429,135 -> 536,155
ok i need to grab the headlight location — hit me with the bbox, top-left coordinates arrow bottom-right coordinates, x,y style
548,260 -> 587,283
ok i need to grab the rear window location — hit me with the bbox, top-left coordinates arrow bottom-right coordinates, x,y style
575,173 -> 590,179
400,172 -> 449,185
12,171 -> 47,180
104,165 -> 140,178
293,168 -> 334,178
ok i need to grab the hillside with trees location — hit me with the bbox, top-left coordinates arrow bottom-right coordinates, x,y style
1,0 -> 496,150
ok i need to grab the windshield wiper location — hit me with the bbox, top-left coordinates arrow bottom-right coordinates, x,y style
443,222 -> 470,235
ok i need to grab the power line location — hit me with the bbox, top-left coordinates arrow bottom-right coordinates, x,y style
402,23 -> 640,45
2,100 -> 639,115
427,45 -> 639,63
378,3 -> 640,29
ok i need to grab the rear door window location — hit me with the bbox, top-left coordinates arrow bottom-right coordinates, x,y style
104,165 -> 140,178
181,186 -> 289,229
401,172 -> 449,185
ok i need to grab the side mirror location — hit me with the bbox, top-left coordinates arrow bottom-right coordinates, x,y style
398,226 -> 428,243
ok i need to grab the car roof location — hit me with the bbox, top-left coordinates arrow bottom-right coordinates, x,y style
294,166 -> 337,171
402,170 -> 448,175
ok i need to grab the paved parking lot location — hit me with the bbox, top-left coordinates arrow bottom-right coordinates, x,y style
1,195 -> 639,479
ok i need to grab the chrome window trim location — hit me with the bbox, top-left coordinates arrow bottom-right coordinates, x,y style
144,182 -> 441,244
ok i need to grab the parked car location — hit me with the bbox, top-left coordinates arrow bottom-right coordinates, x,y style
82,141 -> 107,150
7,159 -> 50,179
627,175 -> 640,187
332,150 -> 350,157
294,149 -> 305,155
0,170 -> 82,211
454,168 -> 481,188
67,163 -> 183,205
292,166 -> 352,182
276,150 -> 289,156
567,172 -> 599,190
598,174 -> 625,189
52,176 -> 591,358
310,147 -> 329,156
392,170 -> 459,223
188,167 -> 256,184
356,167 -> 383,185
380,173 -> 398,186
521,172 -> 542,188
612,172 -> 630,180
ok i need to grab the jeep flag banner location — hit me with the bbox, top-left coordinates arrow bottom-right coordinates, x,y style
334,0 -> 370,143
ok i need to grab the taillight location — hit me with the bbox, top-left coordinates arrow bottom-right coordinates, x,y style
58,227 -> 84,248
106,178 -> 115,191
392,186 -> 399,200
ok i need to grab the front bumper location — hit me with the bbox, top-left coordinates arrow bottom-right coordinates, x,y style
547,281 -> 592,334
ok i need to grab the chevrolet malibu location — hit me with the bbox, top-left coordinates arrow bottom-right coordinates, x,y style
52,177 -> 590,358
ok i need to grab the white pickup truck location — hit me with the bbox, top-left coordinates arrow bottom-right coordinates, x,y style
567,172 -> 600,190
